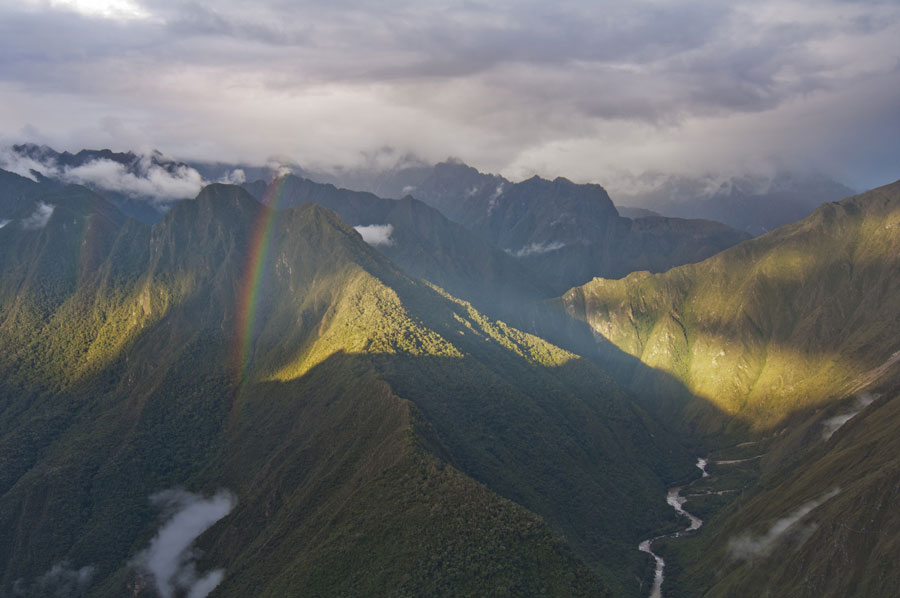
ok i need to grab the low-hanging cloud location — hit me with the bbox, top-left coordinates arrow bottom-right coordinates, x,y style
822,392 -> 877,440
728,488 -> 840,562
0,219 -> 10,229
509,241 -> 566,258
0,146 -> 54,182
0,146 -> 208,206
62,158 -> 204,202
354,223 -> 394,246
21,201 -> 54,229
12,561 -> 95,597
132,488 -> 236,598
218,168 -> 246,185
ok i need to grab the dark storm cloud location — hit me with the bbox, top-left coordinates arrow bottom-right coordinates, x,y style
0,0 -> 897,189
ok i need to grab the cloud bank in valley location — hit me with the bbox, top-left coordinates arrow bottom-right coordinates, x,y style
0,1 -> 897,191
132,488 -> 236,598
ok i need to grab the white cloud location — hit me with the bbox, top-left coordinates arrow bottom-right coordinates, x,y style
509,241 -> 566,257
0,146 -> 56,181
24,0 -> 152,21
0,219 -> 10,229
132,488 -> 236,598
21,201 -> 54,229
61,159 -> 204,202
354,223 -> 394,246
0,1 -> 897,189
218,168 -> 246,185
822,392 -> 877,440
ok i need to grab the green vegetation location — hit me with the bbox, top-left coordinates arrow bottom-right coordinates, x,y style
558,179 -> 900,597
0,179 -> 693,597
559,181 -> 900,437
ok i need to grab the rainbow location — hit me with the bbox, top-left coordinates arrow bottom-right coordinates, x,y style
232,176 -> 289,391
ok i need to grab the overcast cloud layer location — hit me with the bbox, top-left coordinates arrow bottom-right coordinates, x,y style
0,0 -> 897,191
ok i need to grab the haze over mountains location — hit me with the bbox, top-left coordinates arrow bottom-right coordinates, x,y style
1,139 -> 898,598
613,171 -> 857,235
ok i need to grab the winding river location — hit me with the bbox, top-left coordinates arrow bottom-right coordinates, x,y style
638,458 -> 707,598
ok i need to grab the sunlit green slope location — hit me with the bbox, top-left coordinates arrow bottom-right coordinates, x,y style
558,180 -> 900,437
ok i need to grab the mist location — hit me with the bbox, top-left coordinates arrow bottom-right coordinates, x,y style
728,488 -> 840,561
510,241 -> 566,258
0,146 -> 51,182
132,488 -> 236,598
354,224 -> 395,247
21,201 -> 54,230
822,392 -> 878,441
12,561 -> 95,597
62,158 -> 204,203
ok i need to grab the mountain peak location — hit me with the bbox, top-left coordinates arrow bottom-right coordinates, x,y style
195,182 -> 259,206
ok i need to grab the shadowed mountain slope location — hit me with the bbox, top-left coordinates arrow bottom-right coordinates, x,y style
407,161 -> 750,294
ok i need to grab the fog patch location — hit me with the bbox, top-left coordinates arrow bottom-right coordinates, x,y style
0,219 -> 10,229
132,488 -> 236,598
354,223 -> 394,246
0,147 -> 55,181
1,146 -> 207,206
728,489 -> 840,562
62,158 -> 203,203
509,241 -> 565,258
487,183 -> 505,214
218,168 -> 246,185
12,561 -> 95,597
822,392 -> 878,440
21,201 -> 54,229
267,161 -> 295,179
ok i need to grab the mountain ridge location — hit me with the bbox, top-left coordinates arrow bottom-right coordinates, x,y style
0,179 -> 694,597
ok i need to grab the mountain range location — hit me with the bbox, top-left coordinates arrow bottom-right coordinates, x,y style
0,143 -> 896,598
0,173 -> 693,597
380,160 -> 752,295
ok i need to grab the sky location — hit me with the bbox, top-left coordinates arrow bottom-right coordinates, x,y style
0,0 -> 898,191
